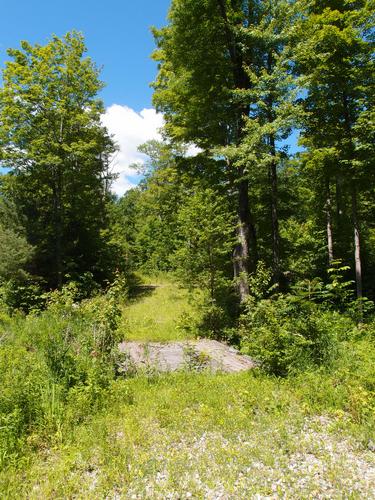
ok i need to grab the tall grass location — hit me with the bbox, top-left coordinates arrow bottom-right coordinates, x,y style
1,349 -> 374,497
0,275 -> 374,497
0,279 -> 125,468
118,275 -> 201,342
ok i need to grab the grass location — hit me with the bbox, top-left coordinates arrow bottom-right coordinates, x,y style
1,369 -> 374,497
118,275 -> 200,342
0,275 -> 374,497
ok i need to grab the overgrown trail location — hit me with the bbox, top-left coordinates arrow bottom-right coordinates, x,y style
117,276 -> 255,372
2,277 -> 374,498
118,276 -> 197,342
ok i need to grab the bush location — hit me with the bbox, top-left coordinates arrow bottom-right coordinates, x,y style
0,276 -> 46,313
0,345 -> 51,465
0,273 -> 127,467
239,295 -> 345,376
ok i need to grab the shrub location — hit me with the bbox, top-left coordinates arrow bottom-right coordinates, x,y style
0,276 -> 46,313
0,273 -> 127,467
0,345 -> 51,465
240,295 -> 344,376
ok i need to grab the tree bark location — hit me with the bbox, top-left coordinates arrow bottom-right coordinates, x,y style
217,0 -> 255,301
326,177 -> 334,264
233,175 -> 251,301
53,165 -> 63,289
351,183 -> 362,299
342,91 -> 363,299
268,133 -> 280,285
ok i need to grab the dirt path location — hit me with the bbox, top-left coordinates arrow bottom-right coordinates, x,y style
118,339 -> 256,373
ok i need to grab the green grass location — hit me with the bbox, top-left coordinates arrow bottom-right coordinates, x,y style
1,368 -> 374,498
118,275 -> 200,342
1,276 -> 374,497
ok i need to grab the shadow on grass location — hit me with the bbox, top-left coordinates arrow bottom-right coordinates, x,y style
127,274 -> 159,302
129,284 -> 158,301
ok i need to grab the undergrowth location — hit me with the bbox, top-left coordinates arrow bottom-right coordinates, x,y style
0,275 -> 126,468
0,274 -> 374,497
0,352 -> 374,496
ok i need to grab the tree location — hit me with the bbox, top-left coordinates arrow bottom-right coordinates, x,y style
294,0 -> 374,298
152,0 -> 297,300
175,187 -> 235,335
0,195 -> 33,281
0,32 -> 116,288
175,187 -> 235,295
130,140 -> 187,272
152,0 -> 258,301
233,0 -> 295,285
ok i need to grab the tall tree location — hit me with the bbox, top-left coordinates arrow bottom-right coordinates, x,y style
0,32 -> 116,288
234,0 -> 295,285
152,0 -> 258,301
152,0 -> 296,299
294,0 -> 374,298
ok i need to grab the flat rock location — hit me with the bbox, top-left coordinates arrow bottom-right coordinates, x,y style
118,339 -> 256,373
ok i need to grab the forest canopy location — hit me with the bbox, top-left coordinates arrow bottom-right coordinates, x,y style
0,1 -> 374,316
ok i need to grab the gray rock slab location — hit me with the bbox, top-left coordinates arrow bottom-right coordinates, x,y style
118,339 -> 256,373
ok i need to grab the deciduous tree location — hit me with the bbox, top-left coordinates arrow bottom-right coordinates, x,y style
0,32 -> 116,287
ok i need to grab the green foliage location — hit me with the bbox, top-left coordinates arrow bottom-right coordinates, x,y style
111,141 -> 187,274
0,4 -> 374,489
0,195 -> 40,312
0,198 -> 32,275
0,276 -> 45,313
292,0 -> 374,295
174,187 -> 236,336
175,188 -> 234,290
0,226 -> 32,281
107,189 -> 141,270
247,260 -> 274,301
240,296 -> 343,376
0,345 -> 50,465
291,260 -> 353,304
1,349 -> 374,497
240,259 -> 362,375
347,297 -> 375,325
0,273 -> 127,467
0,32 -> 117,288
280,216 -> 325,279
321,260 -> 355,307
152,0 -> 236,148
0,272 -> 374,494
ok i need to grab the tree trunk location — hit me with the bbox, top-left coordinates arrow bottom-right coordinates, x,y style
326,178 -> 334,264
341,91 -> 363,300
217,0 -> 257,301
269,133 -> 280,285
233,176 -> 250,301
53,165 -> 63,289
351,183 -> 362,299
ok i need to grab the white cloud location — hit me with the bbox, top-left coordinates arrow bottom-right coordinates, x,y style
101,104 -> 164,196
186,144 -> 202,157
113,175 -> 139,196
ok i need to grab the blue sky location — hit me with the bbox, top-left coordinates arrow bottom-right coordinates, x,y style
1,0 -> 170,109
